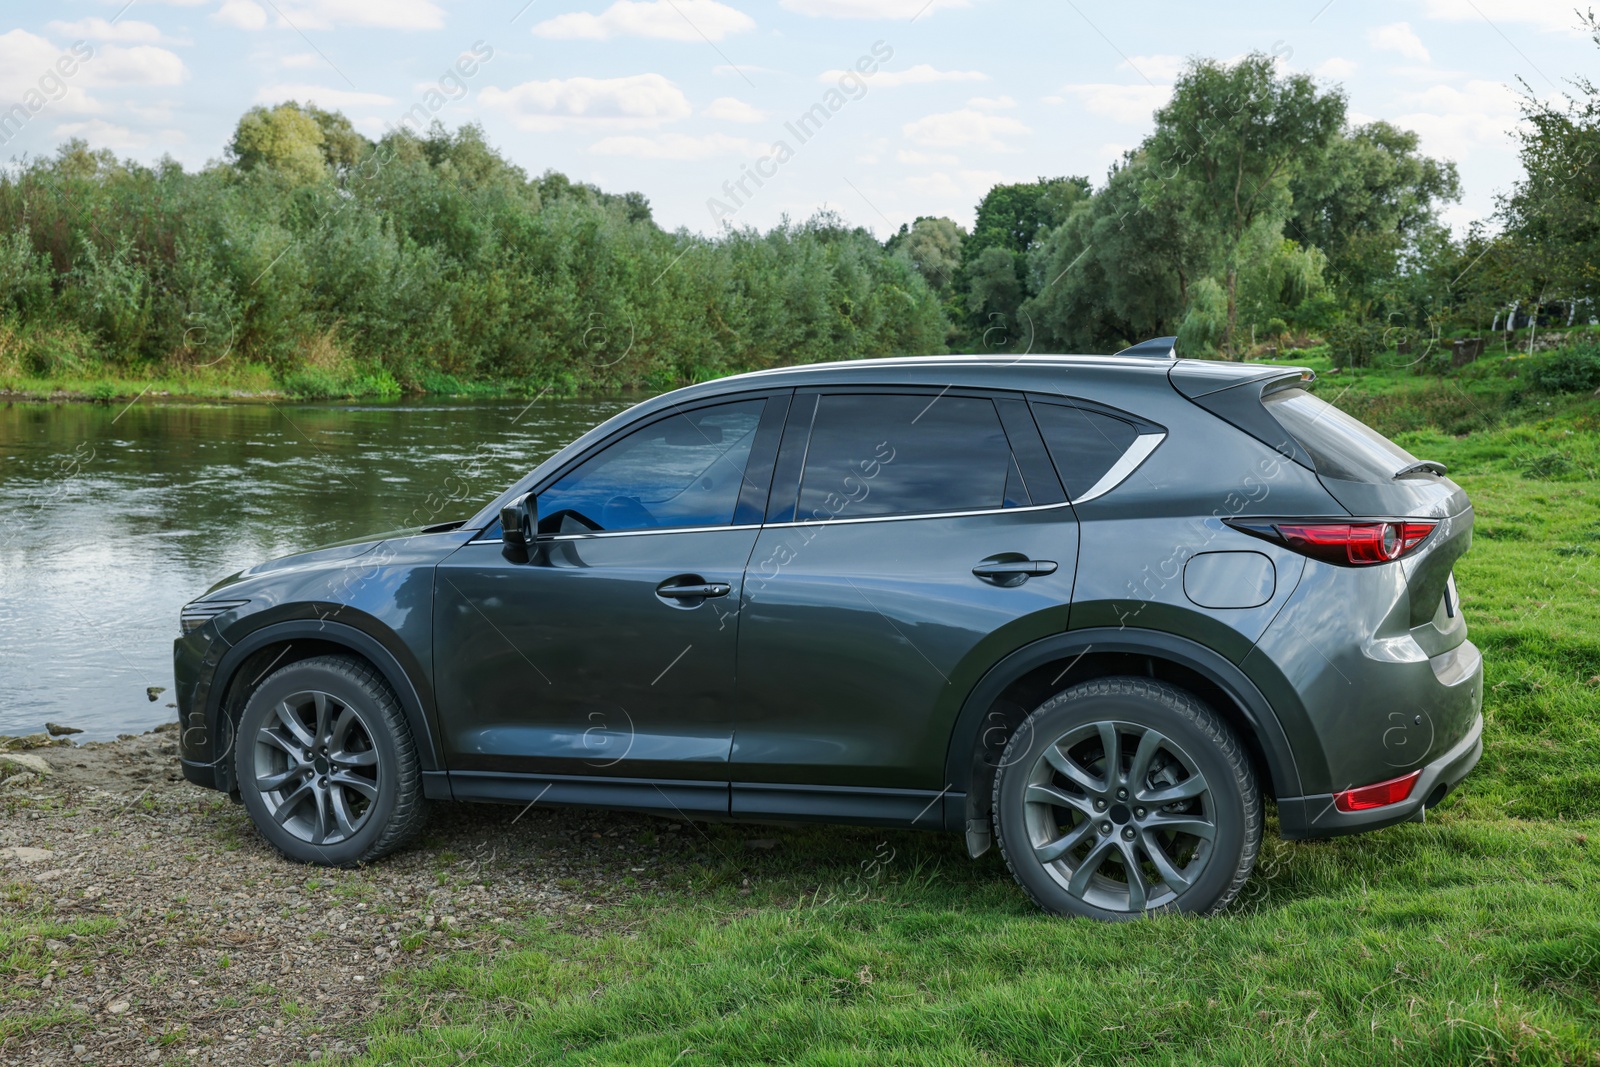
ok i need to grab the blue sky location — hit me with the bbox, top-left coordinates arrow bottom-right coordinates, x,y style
0,0 -> 1593,237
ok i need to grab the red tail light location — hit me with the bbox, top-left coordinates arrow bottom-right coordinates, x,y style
1227,519 -> 1436,566
1333,770 -> 1422,812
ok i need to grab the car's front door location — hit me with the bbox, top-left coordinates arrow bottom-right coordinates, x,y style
434,393 -> 786,815
731,388 -> 1080,824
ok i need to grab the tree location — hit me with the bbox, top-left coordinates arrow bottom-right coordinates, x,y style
954,176 -> 1090,341
1288,121 -> 1459,317
228,103 -> 330,185
1145,55 -> 1345,348
1023,153 -> 1214,353
1498,10 -> 1600,310
887,215 -> 965,295
966,176 -> 1091,262
305,104 -> 371,174
965,245 -> 1025,345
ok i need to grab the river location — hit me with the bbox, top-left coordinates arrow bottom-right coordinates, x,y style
0,396 -> 637,740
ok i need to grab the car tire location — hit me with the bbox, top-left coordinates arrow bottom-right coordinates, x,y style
234,654 -> 426,867
993,676 -> 1260,919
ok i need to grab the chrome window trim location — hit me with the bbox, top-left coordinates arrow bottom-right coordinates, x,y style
468,431 -> 1163,543
1070,431 -> 1165,503
764,499 -> 1074,529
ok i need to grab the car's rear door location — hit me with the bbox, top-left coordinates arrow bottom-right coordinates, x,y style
729,387 -> 1078,824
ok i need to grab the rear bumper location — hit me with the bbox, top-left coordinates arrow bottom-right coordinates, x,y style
1276,709 -> 1483,838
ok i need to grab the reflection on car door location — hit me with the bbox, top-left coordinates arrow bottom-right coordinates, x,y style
731,389 -> 1080,824
434,394 -> 785,815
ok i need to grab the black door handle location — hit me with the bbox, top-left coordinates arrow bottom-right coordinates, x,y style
972,558 -> 1058,587
656,577 -> 732,601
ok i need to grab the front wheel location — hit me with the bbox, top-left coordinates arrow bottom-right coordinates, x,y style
993,677 -> 1260,919
235,654 -> 426,867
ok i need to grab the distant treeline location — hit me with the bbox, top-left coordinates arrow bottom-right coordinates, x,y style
1,27 -> 1596,395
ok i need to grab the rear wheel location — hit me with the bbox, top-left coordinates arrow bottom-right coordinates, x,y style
235,655 -> 426,866
993,677 -> 1260,919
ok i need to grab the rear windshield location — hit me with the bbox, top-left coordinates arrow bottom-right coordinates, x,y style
1263,387 -> 1418,483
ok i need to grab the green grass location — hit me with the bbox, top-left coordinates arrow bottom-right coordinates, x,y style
354,353 -> 1600,1067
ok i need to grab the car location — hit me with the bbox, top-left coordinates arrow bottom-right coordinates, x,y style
173,337 -> 1483,919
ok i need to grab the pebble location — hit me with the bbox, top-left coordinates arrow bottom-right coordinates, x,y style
0,846 -> 55,863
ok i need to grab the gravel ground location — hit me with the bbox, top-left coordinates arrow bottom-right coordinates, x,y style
0,726 -> 710,1066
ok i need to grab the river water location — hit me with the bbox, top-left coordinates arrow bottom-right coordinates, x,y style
0,396 -> 636,740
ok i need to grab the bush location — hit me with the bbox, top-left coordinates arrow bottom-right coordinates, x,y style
1325,318 -> 1384,369
1527,344 -> 1600,393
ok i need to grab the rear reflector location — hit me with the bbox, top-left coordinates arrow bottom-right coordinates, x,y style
1333,770 -> 1422,812
1227,519 -> 1437,566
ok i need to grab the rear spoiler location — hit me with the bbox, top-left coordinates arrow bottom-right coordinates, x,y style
1168,363 -> 1318,470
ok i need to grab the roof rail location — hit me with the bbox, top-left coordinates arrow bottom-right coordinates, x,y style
1114,336 -> 1178,359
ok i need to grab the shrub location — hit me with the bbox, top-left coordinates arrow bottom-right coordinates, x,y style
1325,318 -> 1384,369
1527,343 -> 1600,393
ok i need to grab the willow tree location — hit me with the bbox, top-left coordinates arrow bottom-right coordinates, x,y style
1144,54 -> 1345,349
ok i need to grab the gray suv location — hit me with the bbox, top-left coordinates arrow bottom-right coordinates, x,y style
174,339 -> 1483,919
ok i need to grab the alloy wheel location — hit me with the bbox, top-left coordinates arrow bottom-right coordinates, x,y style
1023,719 -> 1216,912
251,690 -> 381,847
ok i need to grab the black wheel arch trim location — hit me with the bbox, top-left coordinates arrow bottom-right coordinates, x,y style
943,626 -> 1304,827
199,618 -> 444,792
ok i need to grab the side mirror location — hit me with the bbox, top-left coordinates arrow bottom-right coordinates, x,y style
501,492 -> 537,546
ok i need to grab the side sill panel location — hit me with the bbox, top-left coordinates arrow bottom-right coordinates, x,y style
444,773 -> 963,830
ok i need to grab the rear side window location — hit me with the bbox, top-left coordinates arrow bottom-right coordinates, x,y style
796,394 -> 1016,519
1030,400 -> 1141,499
1263,387 -> 1417,483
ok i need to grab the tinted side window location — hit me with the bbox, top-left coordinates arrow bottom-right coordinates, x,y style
1030,400 -> 1140,500
538,399 -> 764,532
796,394 -> 1014,520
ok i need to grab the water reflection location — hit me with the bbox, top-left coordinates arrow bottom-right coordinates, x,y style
0,396 -> 635,740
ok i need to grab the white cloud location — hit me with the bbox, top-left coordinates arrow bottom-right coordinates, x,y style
1420,0 -> 1587,33
271,0 -> 446,30
590,132 -> 769,159
0,41 -> 100,122
1120,54 -> 1186,82
1369,22 -> 1431,63
91,44 -> 189,87
1392,79 -> 1522,159
902,108 -> 1030,149
534,0 -> 754,41
703,97 -> 765,122
818,64 -> 987,87
45,18 -> 165,43
280,52 -> 322,68
782,0 -> 971,17
1055,83 -> 1171,124
253,84 -> 395,108
1315,57 -> 1358,79
480,74 -> 692,132
213,1 -> 269,30
968,95 -> 1016,110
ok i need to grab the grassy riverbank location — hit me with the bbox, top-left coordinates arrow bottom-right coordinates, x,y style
4,325 -> 1594,404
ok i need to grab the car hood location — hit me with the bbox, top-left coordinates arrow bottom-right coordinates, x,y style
202,525 -> 462,596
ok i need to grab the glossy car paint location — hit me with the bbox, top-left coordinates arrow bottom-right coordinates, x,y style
175,353 -> 1483,843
